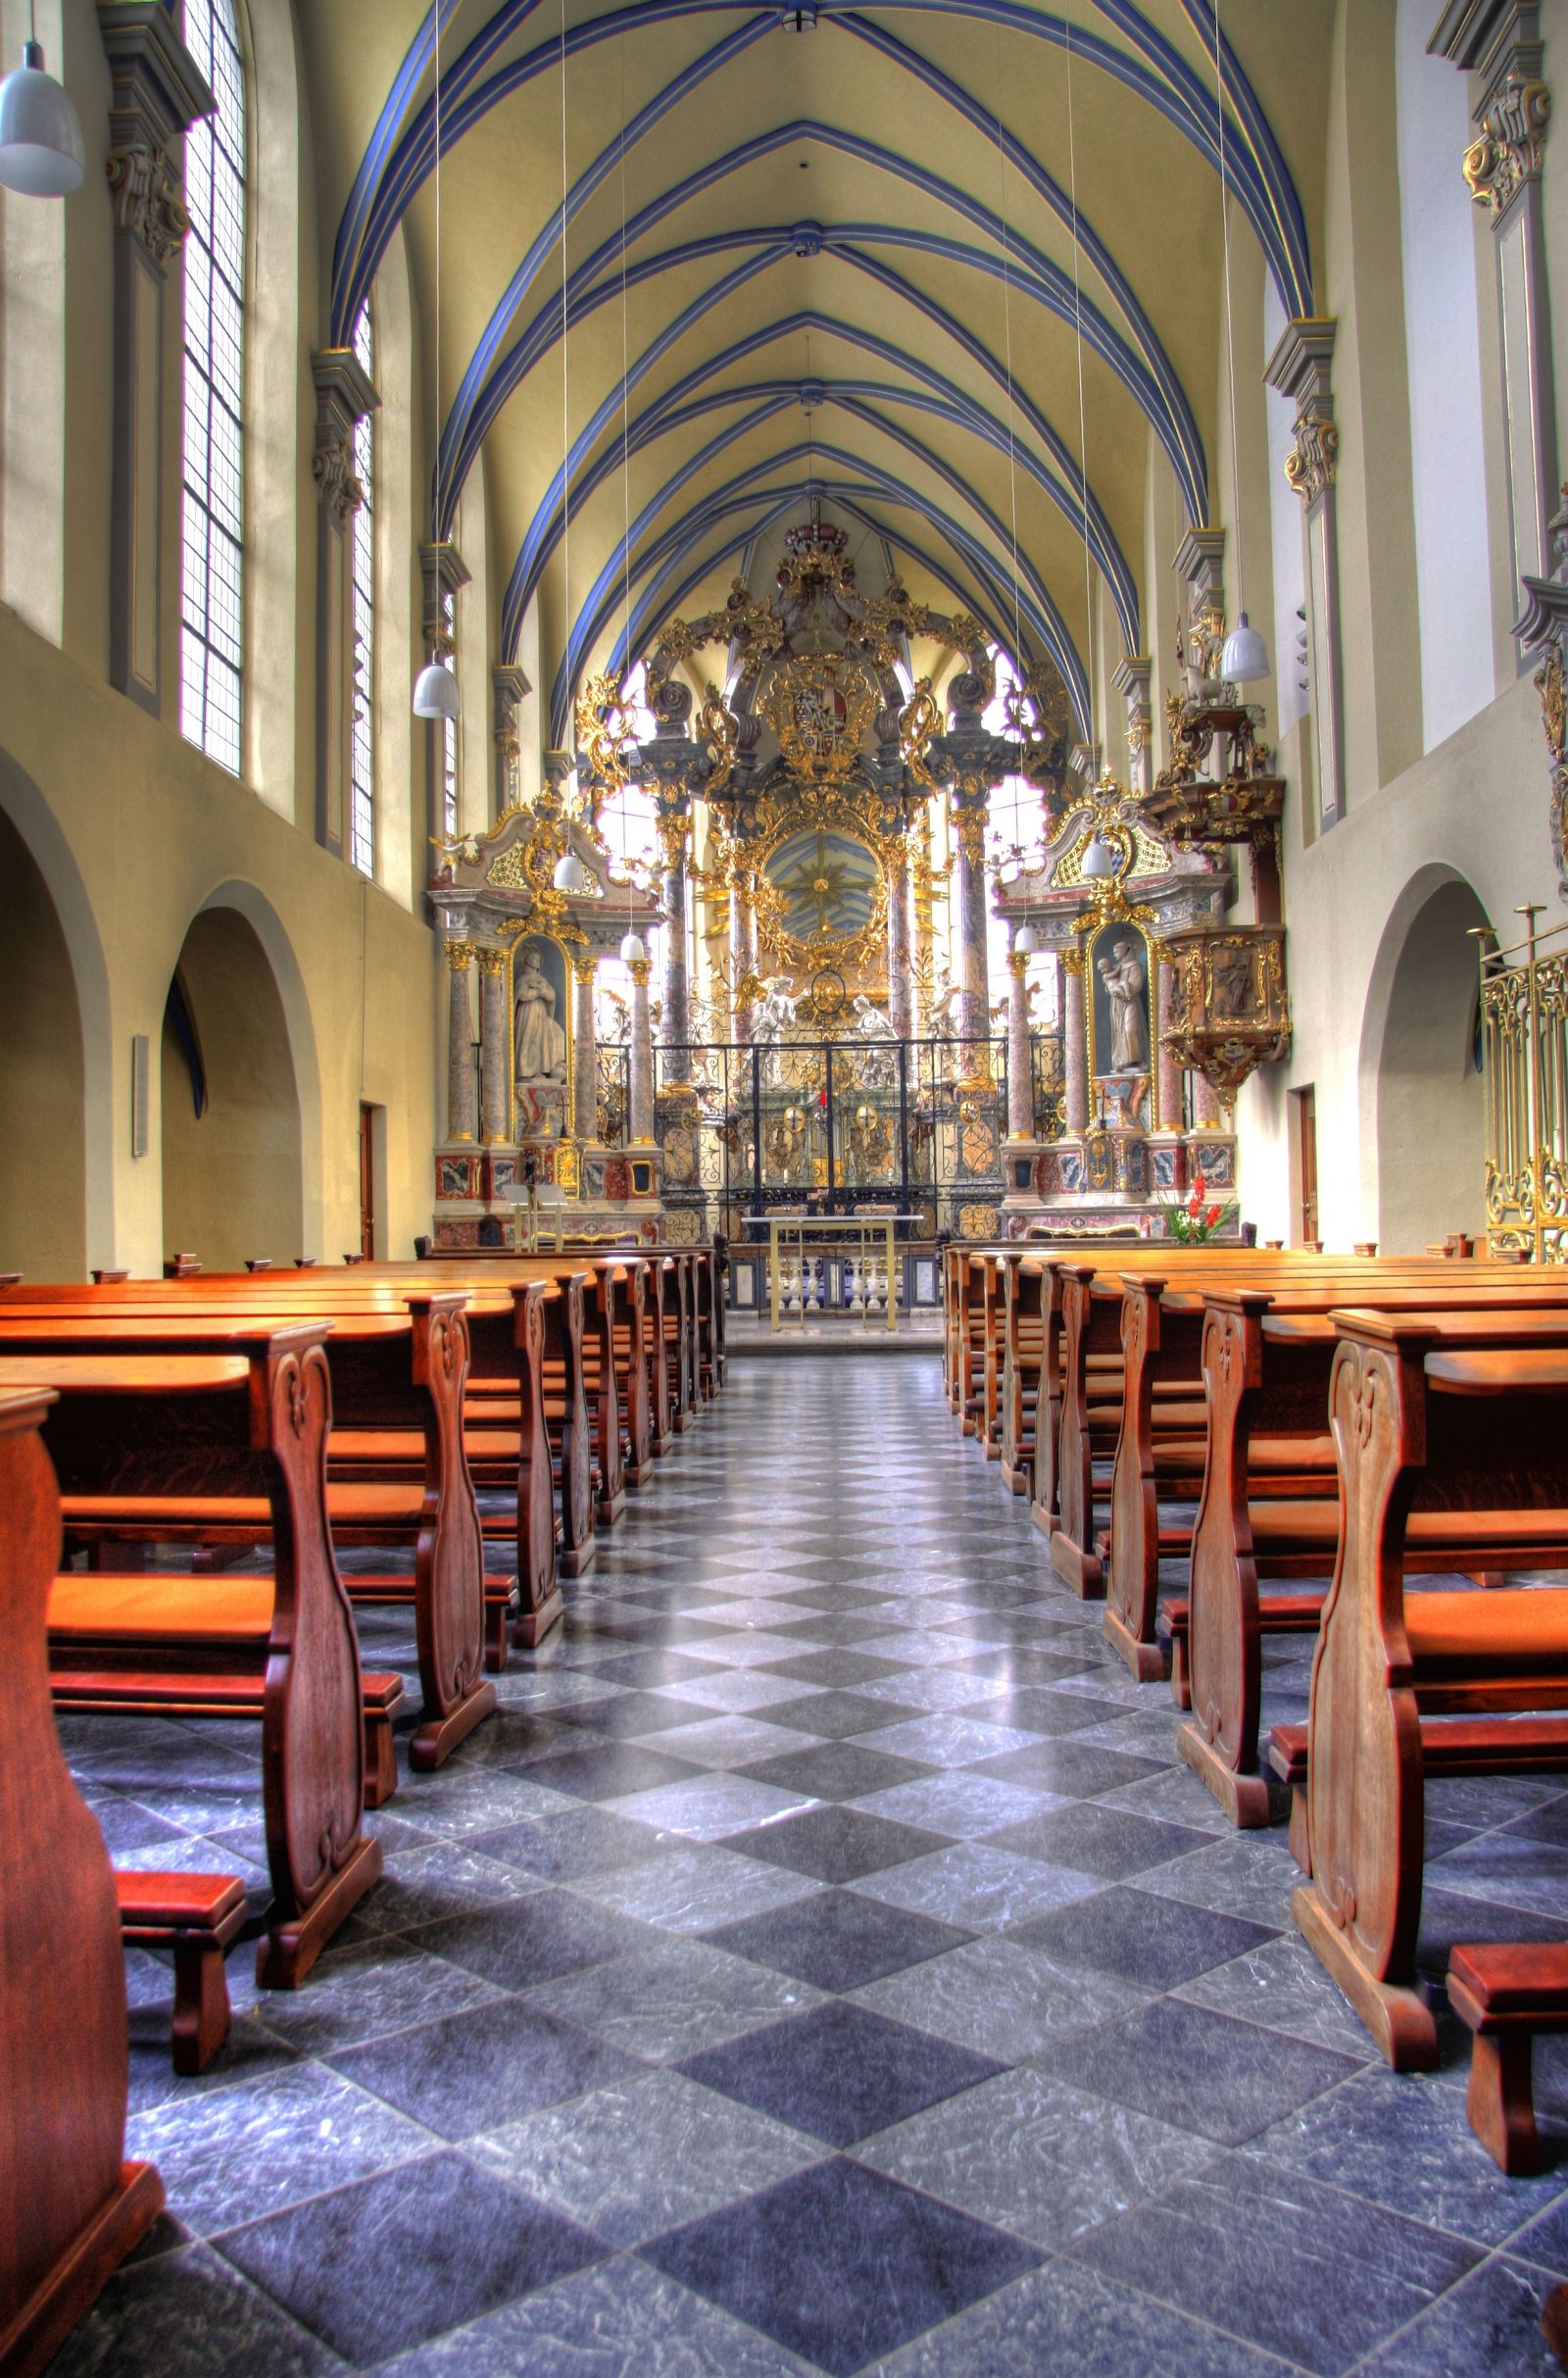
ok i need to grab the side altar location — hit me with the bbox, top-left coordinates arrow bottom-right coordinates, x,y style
427,768 -> 666,1252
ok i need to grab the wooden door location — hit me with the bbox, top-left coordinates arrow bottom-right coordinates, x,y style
1295,1085 -> 1318,1247
359,1105 -> 376,1259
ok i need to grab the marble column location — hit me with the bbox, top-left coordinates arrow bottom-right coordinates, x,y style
1155,948 -> 1182,1132
1005,951 -> 1033,1140
660,821 -> 692,1078
1062,955 -> 1089,1135
1194,1070 -> 1223,1131
912,819 -> 936,1034
887,843 -> 912,1038
572,955 -> 598,1142
477,949 -> 511,1144
446,942 -> 477,1143
729,868 -> 758,1042
628,959 -> 655,1141
952,800 -> 991,1064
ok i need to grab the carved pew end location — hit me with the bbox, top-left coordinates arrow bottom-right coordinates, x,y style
1102,1604 -> 1168,1685
1448,1945 -> 1568,2174
118,1871 -> 247,2075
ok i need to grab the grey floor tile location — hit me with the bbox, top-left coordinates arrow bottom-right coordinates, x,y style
375,2254 -> 818,2374
870,2257 -> 1300,2378
704,1886 -> 973,1992
643,2154 -> 1039,2376
678,1998 -> 1003,2147
124,2061 -> 437,2238
860,2063 -> 1215,2251
857,1842 -> 1104,1929
1034,1996 -> 1361,2146
719,1804 -> 952,1884
1006,1884 -> 1279,1991
851,1933 -> 1152,2060
571,1840 -> 822,1932
1069,2151 -> 1483,2374
468,2068 -> 818,2248
46,2242 -> 349,2378
1355,2254 -> 1568,2376
526,1932 -> 822,2061
405,1886 -> 663,1993
218,2149 -> 603,2366
329,1993 -> 644,2138
605,1773 -> 820,1841
850,1771 -> 1070,1837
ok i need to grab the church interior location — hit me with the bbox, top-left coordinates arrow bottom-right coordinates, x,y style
14,1 -> 1568,2372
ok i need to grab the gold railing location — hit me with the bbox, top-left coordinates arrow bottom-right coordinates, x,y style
1480,905 -> 1568,1261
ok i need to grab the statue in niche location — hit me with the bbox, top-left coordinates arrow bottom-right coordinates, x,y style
1097,935 -> 1149,1071
514,944 -> 567,1085
851,993 -> 897,1088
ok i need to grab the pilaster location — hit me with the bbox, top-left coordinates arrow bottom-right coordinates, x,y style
1267,317 -> 1346,827
311,347 -> 379,856
492,663 -> 528,822
96,3 -> 214,718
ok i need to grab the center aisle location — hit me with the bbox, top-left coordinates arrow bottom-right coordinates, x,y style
67,1357 -> 1568,2374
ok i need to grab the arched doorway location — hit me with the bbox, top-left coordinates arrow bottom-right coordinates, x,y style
161,906 -> 304,1269
1366,871 -> 1490,1254
0,807 -> 86,1276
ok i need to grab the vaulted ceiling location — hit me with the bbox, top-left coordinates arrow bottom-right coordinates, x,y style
301,1 -> 1334,739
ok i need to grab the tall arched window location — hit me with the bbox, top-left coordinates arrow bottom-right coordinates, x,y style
349,299 -> 376,874
180,0 -> 246,774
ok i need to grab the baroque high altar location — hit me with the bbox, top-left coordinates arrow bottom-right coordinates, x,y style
427,520 -> 1292,1252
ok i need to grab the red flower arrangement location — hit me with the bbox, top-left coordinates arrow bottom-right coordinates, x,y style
1161,1166 -> 1235,1244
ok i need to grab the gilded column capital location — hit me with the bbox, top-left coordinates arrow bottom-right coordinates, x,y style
445,939 -> 475,971
1060,949 -> 1086,978
656,811 -> 693,868
571,954 -> 598,986
1464,73 -> 1551,210
627,957 -> 653,987
1284,413 -> 1341,504
1006,949 -> 1030,980
1266,317 -> 1340,507
476,946 -> 507,977
420,542 -> 471,662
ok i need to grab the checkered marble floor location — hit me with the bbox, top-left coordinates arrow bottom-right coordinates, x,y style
51,1355 -> 1568,2375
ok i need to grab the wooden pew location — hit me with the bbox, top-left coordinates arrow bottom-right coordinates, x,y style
1293,1313 -> 1568,2068
0,1294 -> 496,1763
0,1339 -> 385,1986
0,1383 -> 165,2378
1176,1282 -> 1568,1826
1000,1255 -> 1045,1496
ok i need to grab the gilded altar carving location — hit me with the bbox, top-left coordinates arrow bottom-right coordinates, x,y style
1160,922 -> 1292,1097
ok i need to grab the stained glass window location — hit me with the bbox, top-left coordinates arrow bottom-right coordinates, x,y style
349,300 -> 376,874
179,0 -> 246,773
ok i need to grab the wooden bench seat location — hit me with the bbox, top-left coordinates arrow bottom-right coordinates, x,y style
1266,1714 -> 1568,1873
0,1386 -> 165,2376
1293,1314 -> 1568,2068
0,1336 -> 383,1988
1448,1944 -> 1568,2173
117,1871 -> 247,2076
47,1571 -> 408,1808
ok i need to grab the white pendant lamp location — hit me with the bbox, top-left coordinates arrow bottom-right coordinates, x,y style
554,847 -> 589,893
1081,831 -> 1117,879
619,928 -> 647,964
1220,612 -> 1269,684
413,659 -> 460,719
1013,920 -> 1041,956
0,28 -> 84,197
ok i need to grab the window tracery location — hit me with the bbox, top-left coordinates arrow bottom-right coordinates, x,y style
179,0 -> 246,775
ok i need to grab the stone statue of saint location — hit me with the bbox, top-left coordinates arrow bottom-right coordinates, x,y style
1098,936 -> 1149,1071
852,993 -> 895,1041
514,946 -> 567,1084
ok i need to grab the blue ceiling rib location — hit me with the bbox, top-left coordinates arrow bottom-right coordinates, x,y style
558,417 -> 1071,706
333,2 -> 1309,399
511,364 -> 1139,649
552,438 -> 1088,736
495,249 -> 1151,655
602,487 -> 1045,717
576,472 -> 1087,743
437,117 -> 1202,534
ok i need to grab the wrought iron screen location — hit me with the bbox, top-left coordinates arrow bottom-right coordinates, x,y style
592,1034 -> 1062,1242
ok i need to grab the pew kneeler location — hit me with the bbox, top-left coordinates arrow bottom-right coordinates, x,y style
117,1871 -> 246,2075
1448,1944 -> 1568,2174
